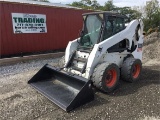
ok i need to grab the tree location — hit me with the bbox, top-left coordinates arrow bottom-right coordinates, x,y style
69,0 -> 160,32
103,0 -> 115,11
71,1 -> 89,9
91,0 -> 100,9
70,0 -> 141,20
143,0 -> 160,31
114,7 -> 142,20
70,0 -> 142,20
32,0 -> 49,2
71,1 -> 86,8
70,0 -> 100,10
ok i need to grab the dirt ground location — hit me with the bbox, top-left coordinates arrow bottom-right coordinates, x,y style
0,32 -> 160,120
0,60 -> 159,120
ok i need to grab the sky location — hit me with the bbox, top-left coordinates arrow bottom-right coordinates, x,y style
48,0 -> 160,7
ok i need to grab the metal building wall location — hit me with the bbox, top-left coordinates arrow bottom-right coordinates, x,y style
0,2 -> 91,56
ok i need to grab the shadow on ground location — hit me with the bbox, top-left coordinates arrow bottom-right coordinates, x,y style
99,65 -> 160,97
75,65 -> 160,110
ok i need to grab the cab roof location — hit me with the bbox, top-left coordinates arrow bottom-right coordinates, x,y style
82,11 -> 127,18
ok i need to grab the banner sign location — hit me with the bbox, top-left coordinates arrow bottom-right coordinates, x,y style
12,13 -> 47,34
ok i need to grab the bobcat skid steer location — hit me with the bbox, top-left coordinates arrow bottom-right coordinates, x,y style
28,12 -> 144,112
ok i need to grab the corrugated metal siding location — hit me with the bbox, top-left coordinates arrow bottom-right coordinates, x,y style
1,0 -> 81,9
0,2 -> 92,56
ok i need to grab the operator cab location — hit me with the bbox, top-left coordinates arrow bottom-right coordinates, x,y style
79,12 -> 128,48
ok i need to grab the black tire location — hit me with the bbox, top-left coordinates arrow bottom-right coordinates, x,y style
58,56 -> 65,68
121,58 -> 142,82
92,62 -> 120,93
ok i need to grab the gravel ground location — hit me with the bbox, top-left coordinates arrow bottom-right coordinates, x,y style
143,32 -> 160,65
0,58 -> 160,120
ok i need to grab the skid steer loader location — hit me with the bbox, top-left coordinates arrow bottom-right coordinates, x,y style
28,12 -> 144,112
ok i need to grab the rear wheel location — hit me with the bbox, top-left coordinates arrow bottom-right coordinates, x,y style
58,56 -> 65,68
92,62 -> 120,93
121,58 -> 142,82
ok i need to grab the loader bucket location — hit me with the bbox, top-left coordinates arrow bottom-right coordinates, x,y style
28,64 -> 94,112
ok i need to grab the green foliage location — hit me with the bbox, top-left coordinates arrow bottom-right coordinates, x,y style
70,0 -> 101,10
32,0 -> 49,2
70,0 -> 141,21
114,7 -> 142,20
143,0 -> 160,31
70,0 -> 159,31
91,0 -> 100,9
103,1 -> 115,11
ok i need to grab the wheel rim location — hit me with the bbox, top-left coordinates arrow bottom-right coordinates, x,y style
132,64 -> 140,79
105,69 -> 117,87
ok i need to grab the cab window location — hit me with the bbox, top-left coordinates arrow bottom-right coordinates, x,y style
103,16 -> 116,40
103,16 -> 125,40
115,17 -> 125,33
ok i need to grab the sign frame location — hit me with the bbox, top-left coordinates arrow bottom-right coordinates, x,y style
12,13 -> 47,34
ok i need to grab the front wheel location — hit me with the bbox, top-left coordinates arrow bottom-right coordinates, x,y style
92,63 -> 120,93
121,58 -> 142,82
